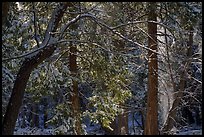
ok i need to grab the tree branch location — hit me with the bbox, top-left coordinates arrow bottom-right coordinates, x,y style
2,2 -> 70,135
32,2 -> 40,47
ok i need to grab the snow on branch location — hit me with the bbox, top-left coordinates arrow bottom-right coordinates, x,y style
86,14 -> 161,56
3,3 -> 70,62
41,2 -> 70,47
58,13 -> 164,56
2,38 -> 72,62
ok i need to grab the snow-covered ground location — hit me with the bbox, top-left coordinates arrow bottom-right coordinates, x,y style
14,109 -> 202,135
14,126 -> 202,135
14,127 -> 54,135
176,130 -> 202,135
176,125 -> 202,135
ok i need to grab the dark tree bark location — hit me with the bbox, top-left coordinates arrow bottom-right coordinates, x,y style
43,98 -> 48,129
118,109 -> 129,135
30,105 -> 34,127
123,111 -> 129,135
144,2 -> 158,135
2,2 -> 10,26
2,3 -> 69,135
2,46 -> 56,135
21,108 -> 26,128
103,112 -> 128,135
69,42 -> 82,135
34,104 -> 39,128
31,103 -> 39,127
69,3 -> 83,135
28,104 -> 32,125
102,119 -> 116,135
141,111 -> 145,130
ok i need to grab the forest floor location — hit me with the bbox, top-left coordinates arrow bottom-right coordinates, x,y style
14,126 -> 202,135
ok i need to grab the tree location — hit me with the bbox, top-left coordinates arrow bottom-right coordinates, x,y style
144,2 -> 158,135
2,2 -> 10,26
158,2 -> 202,134
2,3 -> 70,135
162,26 -> 194,134
2,2 -> 201,135
68,3 -> 83,135
70,42 -> 82,134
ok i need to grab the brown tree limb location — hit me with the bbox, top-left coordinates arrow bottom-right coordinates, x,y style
2,2 -> 70,135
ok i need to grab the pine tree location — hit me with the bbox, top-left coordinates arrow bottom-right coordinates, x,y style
144,2 -> 158,135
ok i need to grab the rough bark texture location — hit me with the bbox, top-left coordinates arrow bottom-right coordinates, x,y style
162,28 -> 193,134
2,46 -> 55,135
117,107 -> 128,135
2,2 -> 10,26
118,112 -> 129,135
2,3 -> 69,135
70,43 -> 82,135
69,3 -> 83,134
144,2 -> 158,135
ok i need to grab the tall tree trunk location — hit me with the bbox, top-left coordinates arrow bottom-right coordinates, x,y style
2,2 -> 10,26
30,105 -> 34,127
2,3 -> 69,135
162,27 -> 193,134
70,43 -> 82,134
118,108 -> 129,135
118,114 -> 122,134
121,112 -> 129,135
69,3 -> 83,135
21,108 -> 26,128
102,119 -> 116,135
28,104 -> 32,126
100,94 -> 117,134
140,110 -> 145,130
35,104 -> 39,127
123,111 -> 129,135
43,98 -> 48,129
31,103 -> 39,127
144,2 -> 158,135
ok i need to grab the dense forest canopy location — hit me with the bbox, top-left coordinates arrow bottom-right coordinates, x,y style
2,2 -> 202,135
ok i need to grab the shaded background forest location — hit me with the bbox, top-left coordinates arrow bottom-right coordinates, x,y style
2,2 -> 202,135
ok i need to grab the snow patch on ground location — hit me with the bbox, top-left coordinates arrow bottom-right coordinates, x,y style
174,125 -> 202,135
14,127 -> 54,135
14,127 -> 202,135
176,129 -> 202,135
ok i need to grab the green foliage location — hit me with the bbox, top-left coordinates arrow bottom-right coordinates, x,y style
81,52 -> 132,130
2,2 -> 201,134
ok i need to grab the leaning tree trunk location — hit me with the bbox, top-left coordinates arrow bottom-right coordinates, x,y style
2,3 -> 69,135
162,27 -> 193,134
144,2 -> 158,135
